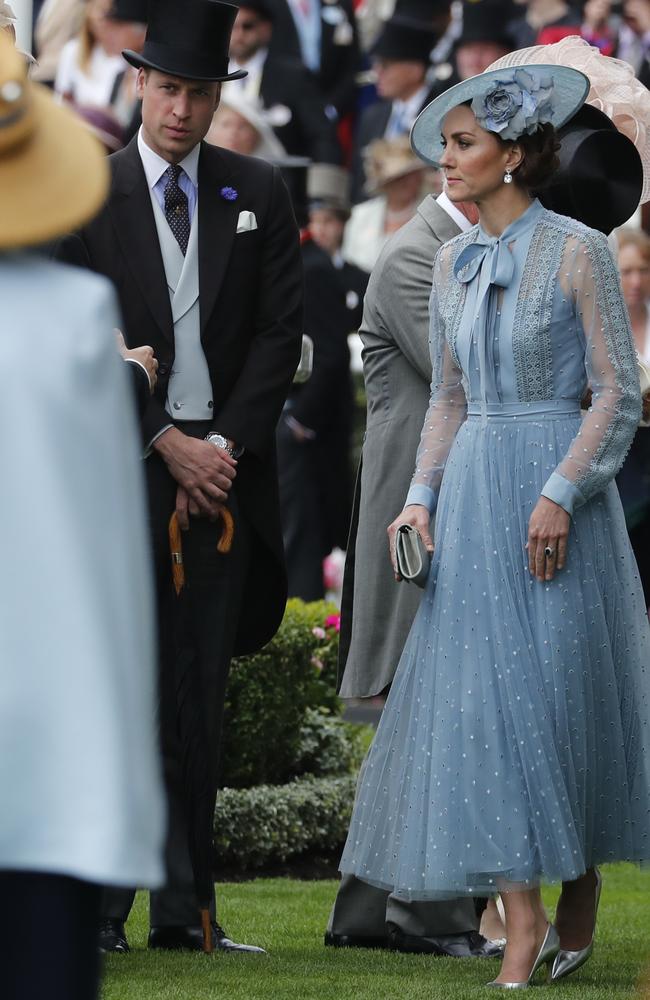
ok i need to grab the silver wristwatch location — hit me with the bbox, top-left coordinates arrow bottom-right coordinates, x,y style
205,432 -> 236,457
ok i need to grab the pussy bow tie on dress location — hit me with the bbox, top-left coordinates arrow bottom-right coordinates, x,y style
453,236 -> 516,424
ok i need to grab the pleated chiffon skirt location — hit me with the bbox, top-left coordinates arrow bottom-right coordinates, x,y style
339,404 -> 650,898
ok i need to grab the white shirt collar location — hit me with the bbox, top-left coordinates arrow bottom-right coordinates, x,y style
229,47 -> 268,80
436,191 -> 473,233
137,127 -> 200,190
393,84 -> 430,123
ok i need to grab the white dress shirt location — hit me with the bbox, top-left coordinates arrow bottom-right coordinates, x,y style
436,191 -> 474,233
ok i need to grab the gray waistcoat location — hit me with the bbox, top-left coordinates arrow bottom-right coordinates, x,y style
151,195 -> 214,421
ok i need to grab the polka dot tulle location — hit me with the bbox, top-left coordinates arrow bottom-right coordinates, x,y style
339,203 -> 650,900
164,164 -> 190,256
340,414 -> 650,898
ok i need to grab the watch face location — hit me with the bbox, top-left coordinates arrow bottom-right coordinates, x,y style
208,433 -> 228,449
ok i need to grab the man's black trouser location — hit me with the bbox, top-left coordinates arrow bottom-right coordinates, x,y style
102,421 -> 251,927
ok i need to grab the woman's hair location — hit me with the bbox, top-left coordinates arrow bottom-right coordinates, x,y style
77,0 -> 104,74
507,124 -> 560,192
616,226 -> 650,262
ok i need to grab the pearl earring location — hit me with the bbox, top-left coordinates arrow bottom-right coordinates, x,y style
504,168 -> 513,184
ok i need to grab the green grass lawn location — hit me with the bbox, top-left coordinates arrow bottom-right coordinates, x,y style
101,864 -> 650,1000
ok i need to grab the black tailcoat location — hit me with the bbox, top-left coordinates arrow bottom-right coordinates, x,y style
58,137 -> 303,656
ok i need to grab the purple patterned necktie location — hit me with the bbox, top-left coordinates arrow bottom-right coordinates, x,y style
163,164 -> 190,256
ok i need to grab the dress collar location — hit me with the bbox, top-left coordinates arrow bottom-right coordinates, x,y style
475,197 -> 543,247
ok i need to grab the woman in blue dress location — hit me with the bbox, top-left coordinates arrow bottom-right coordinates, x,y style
339,65 -> 650,988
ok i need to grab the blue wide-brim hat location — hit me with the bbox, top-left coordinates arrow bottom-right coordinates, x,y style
411,65 -> 590,166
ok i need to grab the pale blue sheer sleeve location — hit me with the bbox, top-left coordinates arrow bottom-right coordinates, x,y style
405,247 -> 467,513
541,229 -> 641,515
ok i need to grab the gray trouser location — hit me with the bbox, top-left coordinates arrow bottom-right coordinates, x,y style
328,875 -> 479,939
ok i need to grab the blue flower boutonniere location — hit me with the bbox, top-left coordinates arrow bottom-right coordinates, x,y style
220,186 -> 238,202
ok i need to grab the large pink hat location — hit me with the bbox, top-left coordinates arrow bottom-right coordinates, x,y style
487,36 -> 650,204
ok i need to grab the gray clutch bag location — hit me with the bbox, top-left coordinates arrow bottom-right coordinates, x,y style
395,524 -> 430,588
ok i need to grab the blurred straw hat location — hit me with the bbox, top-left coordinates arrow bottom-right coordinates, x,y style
363,135 -> 425,194
487,36 -> 650,203
0,34 -> 108,249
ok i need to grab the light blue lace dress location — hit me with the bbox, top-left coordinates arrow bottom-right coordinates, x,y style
339,199 -> 650,898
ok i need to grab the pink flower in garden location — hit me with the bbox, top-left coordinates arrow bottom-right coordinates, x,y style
310,655 -> 324,672
312,626 -> 326,640
325,614 -> 341,633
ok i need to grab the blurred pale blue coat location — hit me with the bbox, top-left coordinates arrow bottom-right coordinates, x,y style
0,254 -> 165,888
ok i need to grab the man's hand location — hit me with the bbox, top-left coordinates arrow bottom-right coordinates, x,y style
387,504 -> 433,582
154,427 -> 237,524
115,330 -> 158,392
527,496 -> 570,582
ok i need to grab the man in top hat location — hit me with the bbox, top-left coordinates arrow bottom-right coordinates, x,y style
350,10 -> 440,202
454,0 -> 515,81
276,165 -> 367,601
57,0 -> 303,955
264,0 -> 360,123
226,0 -> 342,164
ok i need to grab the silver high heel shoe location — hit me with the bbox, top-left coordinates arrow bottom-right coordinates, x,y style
487,924 -> 560,989
550,868 -> 602,982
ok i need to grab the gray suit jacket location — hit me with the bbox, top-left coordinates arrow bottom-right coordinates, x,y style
339,196 -> 462,698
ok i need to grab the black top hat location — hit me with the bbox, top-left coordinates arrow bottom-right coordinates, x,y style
539,104 -> 643,235
109,0 -> 149,22
370,16 -> 438,64
123,0 -> 247,82
458,1 -> 515,50
236,0 -> 274,21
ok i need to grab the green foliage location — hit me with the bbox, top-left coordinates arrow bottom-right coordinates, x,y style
294,709 -> 368,779
219,599 -> 343,789
213,775 -> 356,869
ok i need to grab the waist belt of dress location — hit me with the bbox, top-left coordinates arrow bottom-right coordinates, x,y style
466,400 -> 582,420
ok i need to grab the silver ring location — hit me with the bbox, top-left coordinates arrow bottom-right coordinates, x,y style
544,546 -> 555,558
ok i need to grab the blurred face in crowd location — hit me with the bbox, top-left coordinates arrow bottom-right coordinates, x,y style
309,208 -> 347,256
456,41 -> 510,81
373,58 -> 427,101
137,68 -> 221,163
207,106 -> 259,154
624,0 -> 650,35
109,19 -> 147,55
381,168 -> 425,206
86,0 -> 114,47
230,7 -> 273,63
438,103 -> 521,203
618,242 -> 650,309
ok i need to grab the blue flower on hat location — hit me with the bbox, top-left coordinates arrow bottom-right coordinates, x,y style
220,186 -> 238,201
472,68 -> 554,142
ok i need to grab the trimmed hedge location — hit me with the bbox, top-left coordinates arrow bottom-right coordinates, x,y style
220,599 -> 342,789
214,774 -> 356,869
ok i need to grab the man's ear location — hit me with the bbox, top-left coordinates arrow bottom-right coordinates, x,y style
135,67 -> 147,100
214,82 -> 222,112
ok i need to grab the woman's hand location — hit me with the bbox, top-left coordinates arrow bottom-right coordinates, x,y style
387,504 -> 433,581
527,496 -> 570,582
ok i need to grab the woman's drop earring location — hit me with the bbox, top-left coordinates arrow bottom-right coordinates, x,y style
504,168 -> 513,184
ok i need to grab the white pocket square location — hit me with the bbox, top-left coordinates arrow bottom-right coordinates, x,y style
236,210 -> 258,233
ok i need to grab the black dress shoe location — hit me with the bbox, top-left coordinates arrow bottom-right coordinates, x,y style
387,926 -> 505,958
324,930 -> 388,949
98,919 -> 129,954
148,921 -> 265,954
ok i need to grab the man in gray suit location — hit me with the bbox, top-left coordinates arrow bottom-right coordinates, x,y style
326,190 -> 504,957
